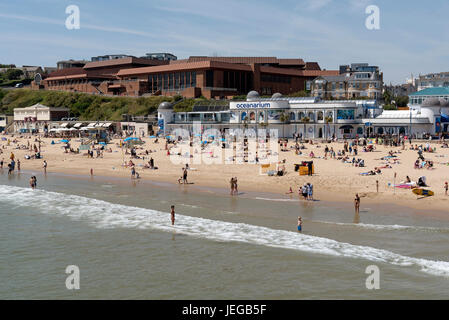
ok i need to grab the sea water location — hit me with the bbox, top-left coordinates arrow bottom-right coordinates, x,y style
1,171 -> 448,299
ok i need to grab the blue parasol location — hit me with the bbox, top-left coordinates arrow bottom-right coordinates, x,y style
60,139 -> 69,143
124,137 -> 139,142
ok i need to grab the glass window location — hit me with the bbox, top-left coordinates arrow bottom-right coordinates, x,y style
163,74 -> 168,90
169,73 -> 174,90
174,73 -> 179,89
191,72 -> 196,87
180,72 -> 185,89
186,72 -> 191,88
337,110 -> 355,120
158,74 -> 162,90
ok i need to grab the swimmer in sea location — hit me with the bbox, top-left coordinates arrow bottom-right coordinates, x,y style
297,216 -> 302,233
170,205 -> 175,226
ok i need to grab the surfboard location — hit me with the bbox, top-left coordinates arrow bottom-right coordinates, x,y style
412,188 -> 434,197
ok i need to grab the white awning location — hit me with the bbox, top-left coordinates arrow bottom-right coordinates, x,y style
87,123 -> 97,127
69,127 -> 78,131
49,128 -> 58,132
79,127 -> 89,131
102,123 -> 113,127
73,123 -> 84,128
60,123 -> 69,128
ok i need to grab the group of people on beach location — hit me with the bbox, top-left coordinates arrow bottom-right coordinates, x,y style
300,183 -> 314,200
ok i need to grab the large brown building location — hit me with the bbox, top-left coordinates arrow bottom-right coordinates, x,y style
36,56 -> 339,98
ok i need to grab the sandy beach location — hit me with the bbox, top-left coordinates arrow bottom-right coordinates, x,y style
1,134 -> 448,214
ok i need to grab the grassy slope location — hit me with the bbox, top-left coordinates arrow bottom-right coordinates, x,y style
0,89 -> 174,120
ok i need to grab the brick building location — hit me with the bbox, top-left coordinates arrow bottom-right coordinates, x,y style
36,56 -> 338,98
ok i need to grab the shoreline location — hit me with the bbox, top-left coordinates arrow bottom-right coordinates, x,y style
2,136 -> 448,219
10,166 -> 449,221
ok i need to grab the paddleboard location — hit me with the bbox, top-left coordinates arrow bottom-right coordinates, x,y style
412,188 -> 434,197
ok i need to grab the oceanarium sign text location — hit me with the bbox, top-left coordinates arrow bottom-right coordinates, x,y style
230,101 -> 289,110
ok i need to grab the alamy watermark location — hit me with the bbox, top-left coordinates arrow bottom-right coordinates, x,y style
365,5 -> 380,30
65,5 -> 80,30
65,265 -> 80,290
167,123 -> 280,166
365,265 -> 380,290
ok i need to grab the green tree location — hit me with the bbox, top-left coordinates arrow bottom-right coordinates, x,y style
279,111 -> 290,138
396,96 -> 409,108
5,68 -> 24,80
288,90 -> 310,97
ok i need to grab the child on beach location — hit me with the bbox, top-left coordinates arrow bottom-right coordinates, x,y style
297,217 -> 302,233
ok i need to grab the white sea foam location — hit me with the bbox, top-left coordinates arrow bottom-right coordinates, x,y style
254,197 -> 299,202
1,184 -> 449,278
313,220 -> 449,233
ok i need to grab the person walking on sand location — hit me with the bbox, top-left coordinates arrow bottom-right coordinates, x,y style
182,167 -> 188,184
230,177 -> 235,195
444,182 -> 448,196
131,166 -> 136,179
43,160 -> 47,174
234,177 -> 238,195
297,216 -> 303,233
354,193 -> 361,214
170,205 -> 175,225
17,159 -> 20,172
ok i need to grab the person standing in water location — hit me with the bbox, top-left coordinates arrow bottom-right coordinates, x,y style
170,205 -> 175,226
29,176 -> 37,189
43,160 -> 47,174
354,193 -> 361,214
297,217 -> 302,233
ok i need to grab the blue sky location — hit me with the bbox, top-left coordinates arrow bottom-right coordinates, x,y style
0,0 -> 448,84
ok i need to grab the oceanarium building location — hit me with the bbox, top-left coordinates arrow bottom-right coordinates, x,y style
158,90 -> 447,139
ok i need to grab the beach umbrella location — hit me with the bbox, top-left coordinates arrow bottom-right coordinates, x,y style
124,137 -> 139,142
60,139 -> 69,143
149,135 -> 156,138
194,133 -> 202,137
220,138 -> 226,142
166,136 -> 172,139
99,142 -> 107,145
